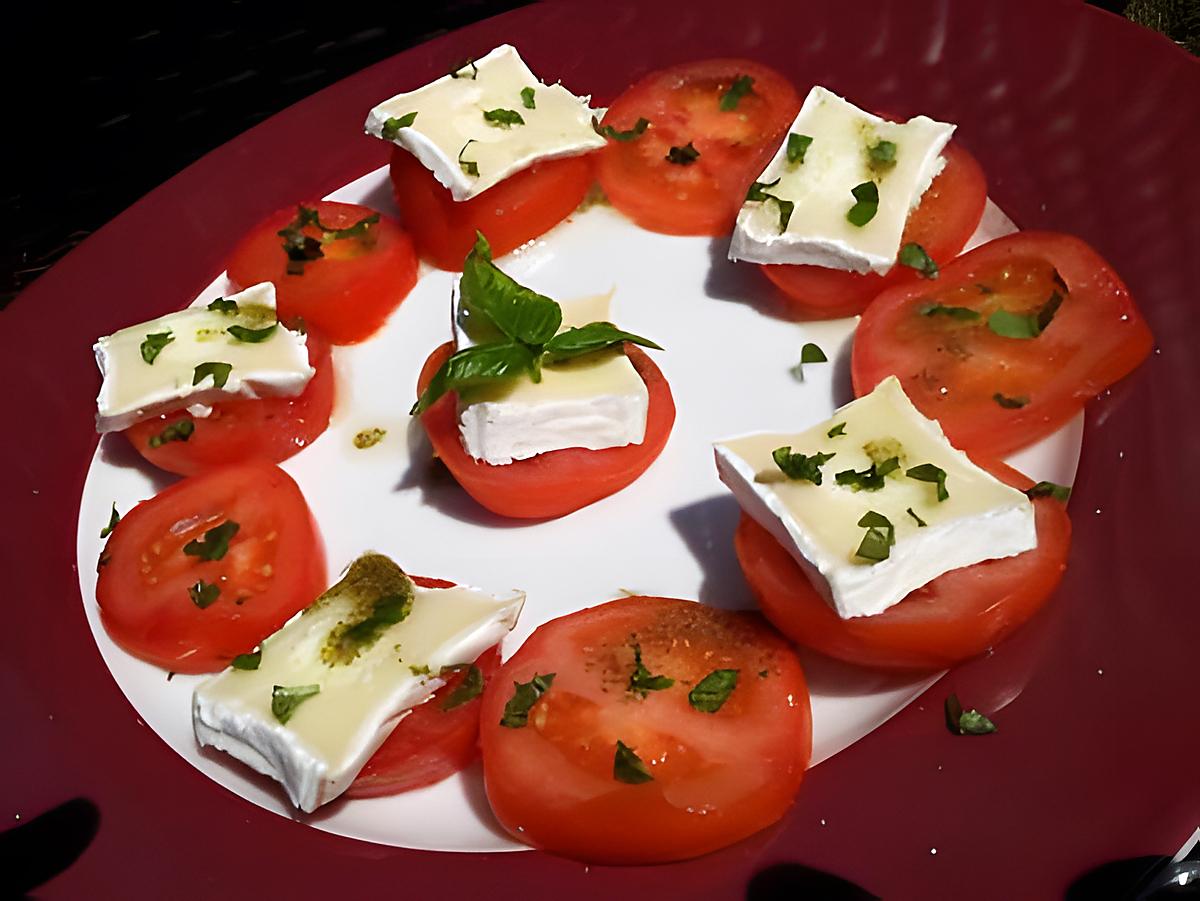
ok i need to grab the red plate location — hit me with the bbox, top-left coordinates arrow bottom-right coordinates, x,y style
3,1 -> 1197,897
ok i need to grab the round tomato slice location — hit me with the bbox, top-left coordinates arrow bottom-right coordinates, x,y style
96,461 -> 326,673
389,148 -> 595,271
415,342 -> 675,519
347,638 -> 501,799
759,141 -> 988,319
596,60 -> 801,236
226,201 -> 417,344
734,459 -> 1071,671
851,231 -> 1154,456
479,596 -> 811,864
122,330 -> 334,476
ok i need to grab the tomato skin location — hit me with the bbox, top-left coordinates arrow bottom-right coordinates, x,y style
122,330 -> 334,476
479,596 -> 811,864
415,342 -> 675,519
851,231 -> 1154,456
96,461 -> 326,674
389,148 -> 595,271
347,639 -> 502,799
733,459 -> 1071,671
759,141 -> 988,319
226,201 -> 417,344
597,59 -> 801,236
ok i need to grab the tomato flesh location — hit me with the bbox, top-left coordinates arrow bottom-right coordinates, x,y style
415,342 -> 675,519
389,148 -> 595,271
479,596 -> 811,863
226,201 -> 417,344
734,459 -> 1071,671
96,461 -> 326,673
852,231 -> 1154,456
597,60 -> 801,236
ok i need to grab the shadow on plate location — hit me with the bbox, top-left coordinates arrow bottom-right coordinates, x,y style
97,433 -> 177,495
667,494 -> 755,610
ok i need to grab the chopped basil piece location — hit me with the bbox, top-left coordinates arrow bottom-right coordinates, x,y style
520,86 -> 536,109
689,669 -> 738,713
790,342 -> 828,380
409,664 -> 432,676
988,292 -> 1064,339
993,392 -> 1029,409
855,510 -> 895,562
595,116 -> 649,141
449,57 -> 478,80
906,463 -> 949,502
543,322 -> 662,362
627,643 -> 675,698
907,507 -> 928,527
898,243 -> 938,279
944,692 -> 997,735
827,422 -> 847,439
483,108 -> 525,128
182,520 -> 240,562
100,503 -> 120,539
919,303 -> 980,321
867,139 -> 897,172
276,205 -> 380,275
207,297 -> 239,314
718,74 -> 755,111
846,181 -> 879,226
665,142 -> 700,165
772,447 -> 836,485
787,133 -> 813,165
442,664 -> 486,711
746,179 -> 794,233
836,458 -> 899,492
458,140 -> 479,177
148,418 -> 195,449
227,323 -> 277,344
500,672 -> 555,728
188,580 -> 220,609
192,361 -> 232,389
380,112 -> 417,141
231,649 -> 261,670
271,684 -> 320,725
353,428 -> 386,449
1025,481 -> 1071,502
140,332 -> 174,365
613,740 -> 654,784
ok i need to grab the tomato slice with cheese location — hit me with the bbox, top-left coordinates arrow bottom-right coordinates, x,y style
96,461 -> 326,673
759,141 -> 988,319
478,596 -> 811,864
851,231 -> 1154,456
226,201 -> 417,344
414,341 -> 675,519
389,148 -> 595,271
122,329 -> 334,477
734,459 -> 1071,671
596,59 -> 801,236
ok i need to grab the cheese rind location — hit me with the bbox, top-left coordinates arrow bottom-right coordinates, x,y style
728,86 -> 955,274
93,283 -> 313,433
714,377 -> 1037,619
364,44 -> 605,202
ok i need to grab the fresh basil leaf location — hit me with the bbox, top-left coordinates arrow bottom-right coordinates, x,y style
846,181 -> 879,227
140,332 -> 174,365
231,649 -> 261,670
227,323 -> 277,343
458,232 -> 562,346
665,142 -> 700,165
836,458 -> 898,492
987,308 -> 1040,339
192,361 -> 233,389
381,112 -> 417,141
718,74 -> 755,111
827,422 -> 846,438
500,672 -> 555,728
449,57 -> 477,80
483,108 -> 525,128
945,692 -> 997,735
188,580 -> 220,609
855,510 -> 895,562
613,740 -> 654,784
919,303 -> 980,321
543,322 -> 662,361
907,506 -> 928,527
867,139 -> 897,172
628,643 -> 675,698
100,503 -> 120,539
458,140 -> 479,177
520,86 -> 536,109
772,447 -> 836,485
1025,481 -> 1071,502
906,463 -> 949,502
148,418 -> 195,448
271,684 -> 320,725
787,133 -> 813,165
898,243 -> 938,279
688,669 -> 738,713
595,117 -> 649,141
182,520 -> 239,562
442,664 -> 486,711
207,297 -> 239,314
411,341 -> 540,414
993,392 -> 1029,409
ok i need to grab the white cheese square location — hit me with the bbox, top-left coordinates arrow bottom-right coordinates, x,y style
365,44 -> 605,202
714,377 -> 1036,619
93,282 -> 314,433
728,86 -> 955,274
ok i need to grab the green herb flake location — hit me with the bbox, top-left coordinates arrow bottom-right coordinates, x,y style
182,520 -> 240,562
449,57 -> 478,80
772,447 -> 836,485
483,108 -> 525,129
458,141 -> 479,177
353,428 -> 387,449
227,323 -> 277,344
140,332 -> 174,365
836,458 -> 900,492
595,117 -> 650,141
867,139 -> 897,172
988,292 -> 1064,339
919,303 -> 981,321
323,589 -> 414,666
906,463 -> 949,502
192,361 -> 233,389
855,510 -> 895,562
627,643 -> 676,698
188,580 -> 220,609
442,664 -> 486,711
207,297 -> 239,314
665,142 -> 700,165
148,418 -> 195,449
1025,481 -> 1071,502
787,133 -> 813,165
520,86 -> 536,109
231,649 -> 261,670
993,392 -> 1030,409
718,74 -> 755,111
688,669 -> 739,713
790,342 -> 828,380
907,507 -> 928,527
380,112 -> 417,141
898,242 -> 938,279
409,664 -> 432,677
746,179 -> 794,233
613,740 -> 654,784
500,672 -> 555,728
846,181 -> 879,227
99,503 -> 121,539
271,684 -> 320,725
827,422 -> 847,439
944,692 -> 997,735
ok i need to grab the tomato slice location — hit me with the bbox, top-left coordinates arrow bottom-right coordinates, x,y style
389,149 -> 595,271
596,60 -> 801,236
479,596 -> 811,864
122,330 -> 334,476
733,458 -> 1071,671
415,342 -> 675,519
851,231 -> 1154,456
759,141 -> 988,319
226,201 -> 418,344
96,461 -> 326,673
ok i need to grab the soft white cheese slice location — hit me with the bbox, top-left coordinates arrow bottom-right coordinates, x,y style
364,44 -> 605,202
93,282 -> 313,433
728,86 -> 955,274
453,289 -> 650,465
193,553 -> 525,813
714,377 -> 1036,619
